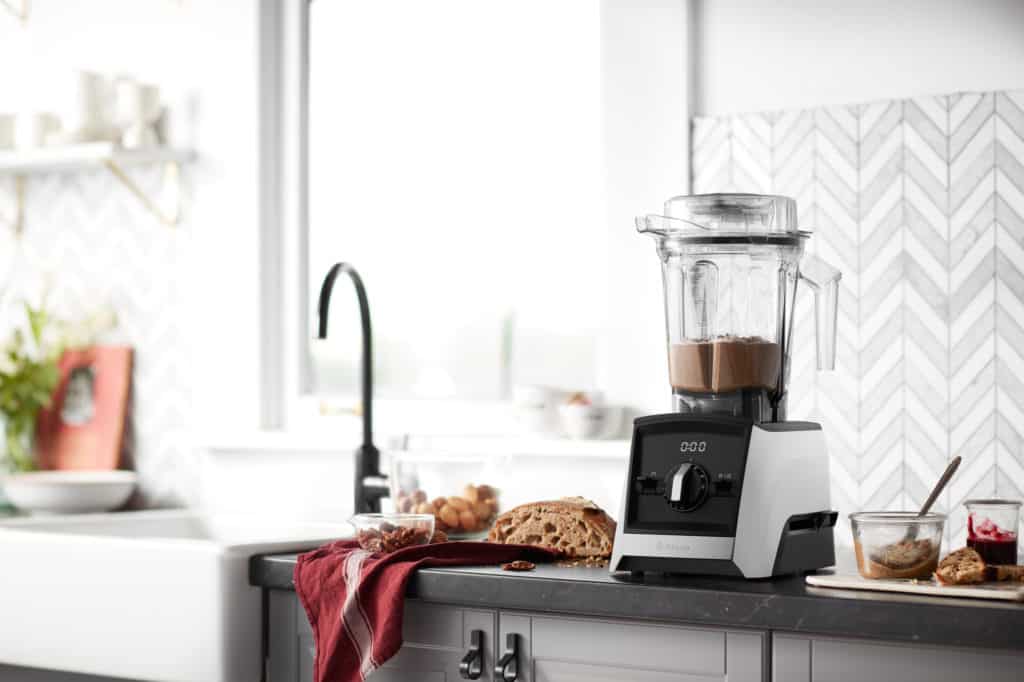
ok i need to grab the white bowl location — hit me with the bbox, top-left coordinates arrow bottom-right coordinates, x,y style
2,471 -> 136,514
512,385 -> 569,435
558,403 -> 623,440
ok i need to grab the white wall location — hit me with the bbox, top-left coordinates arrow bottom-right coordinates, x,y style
0,1 -> 265,503
600,0 -> 690,415
693,0 -> 1024,116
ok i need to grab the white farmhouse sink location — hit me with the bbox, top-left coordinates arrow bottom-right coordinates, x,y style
0,510 -> 349,682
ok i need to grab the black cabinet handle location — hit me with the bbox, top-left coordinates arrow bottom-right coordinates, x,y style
494,633 -> 518,682
459,630 -> 484,680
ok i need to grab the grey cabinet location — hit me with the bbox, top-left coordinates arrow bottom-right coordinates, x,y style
267,590 -> 496,682
498,612 -> 766,682
267,592 -> 766,682
773,634 -> 1024,682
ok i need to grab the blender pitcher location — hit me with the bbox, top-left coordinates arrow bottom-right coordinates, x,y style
637,194 -> 840,422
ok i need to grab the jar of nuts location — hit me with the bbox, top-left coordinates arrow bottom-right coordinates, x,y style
395,484 -> 498,537
389,452 -> 504,538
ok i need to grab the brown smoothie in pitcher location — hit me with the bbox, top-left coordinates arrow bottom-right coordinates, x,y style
669,336 -> 782,394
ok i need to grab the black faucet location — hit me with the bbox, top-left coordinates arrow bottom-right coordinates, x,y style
316,262 -> 389,513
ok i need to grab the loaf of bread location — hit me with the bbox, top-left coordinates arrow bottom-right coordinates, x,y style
487,497 -> 616,558
934,547 -> 986,585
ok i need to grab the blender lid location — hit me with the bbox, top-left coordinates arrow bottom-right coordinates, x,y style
637,193 -> 811,242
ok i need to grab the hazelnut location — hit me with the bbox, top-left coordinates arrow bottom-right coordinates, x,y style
447,496 -> 470,512
459,509 -> 479,532
464,485 -> 480,503
476,485 -> 496,501
414,502 -> 433,515
412,489 -> 427,504
472,500 -> 492,521
438,504 -> 460,528
431,497 -> 447,510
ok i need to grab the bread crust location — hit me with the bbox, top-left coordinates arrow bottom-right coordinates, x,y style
487,497 -> 616,558
934,547 -> 986,585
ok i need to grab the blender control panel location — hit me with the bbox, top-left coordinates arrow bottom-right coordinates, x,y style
624,414 -> 751,537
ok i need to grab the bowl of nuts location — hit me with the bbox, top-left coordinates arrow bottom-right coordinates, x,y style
350,513 -> 435,553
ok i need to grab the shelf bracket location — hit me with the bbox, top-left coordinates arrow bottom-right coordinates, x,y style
103,159 -> 183,227
1,0 -> 29,23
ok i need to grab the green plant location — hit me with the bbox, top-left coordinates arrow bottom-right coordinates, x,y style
0,302 -> 62,472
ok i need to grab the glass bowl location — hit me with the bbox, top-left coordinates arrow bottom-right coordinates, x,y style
850,512 -> 945,579
389,451 -> 504,539
350,513 -> 434,553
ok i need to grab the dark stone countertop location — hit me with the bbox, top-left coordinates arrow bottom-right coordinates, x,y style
251,553 -> 1024,651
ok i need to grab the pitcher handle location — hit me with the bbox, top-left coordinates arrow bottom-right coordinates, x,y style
799,255 -> 842,370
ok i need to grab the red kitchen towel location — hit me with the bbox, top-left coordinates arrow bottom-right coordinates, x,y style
294,540 -> 556,682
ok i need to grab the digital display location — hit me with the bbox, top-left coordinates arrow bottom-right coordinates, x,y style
625,417 -> 751,536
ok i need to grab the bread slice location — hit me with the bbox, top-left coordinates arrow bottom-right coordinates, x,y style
487,497 -> 616,558
989,564 -> 1024,582
934,547 -> 986,585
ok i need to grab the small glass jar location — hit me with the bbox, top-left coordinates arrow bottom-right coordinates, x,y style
965,499 -> 1021,564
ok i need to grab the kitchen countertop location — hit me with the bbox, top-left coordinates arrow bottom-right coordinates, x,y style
251,553 -> 1024,651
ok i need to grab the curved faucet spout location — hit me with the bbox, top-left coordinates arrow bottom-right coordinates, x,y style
317,262 -> 373,445
316,262 -> 387,513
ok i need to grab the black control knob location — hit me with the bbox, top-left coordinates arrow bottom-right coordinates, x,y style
664,463 -> 710,512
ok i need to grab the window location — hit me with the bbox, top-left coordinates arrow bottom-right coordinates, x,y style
307,0 -> 604,402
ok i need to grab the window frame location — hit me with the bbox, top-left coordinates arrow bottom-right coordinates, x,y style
259,0 -> 518,435
258,0 -> 693,433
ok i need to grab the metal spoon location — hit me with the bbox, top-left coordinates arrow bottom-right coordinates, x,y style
905,456 -> 961,541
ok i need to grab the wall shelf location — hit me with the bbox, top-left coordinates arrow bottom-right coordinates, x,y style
0,143 -> 197,230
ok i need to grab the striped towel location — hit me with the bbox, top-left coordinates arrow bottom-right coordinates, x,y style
294,540 -> 555,682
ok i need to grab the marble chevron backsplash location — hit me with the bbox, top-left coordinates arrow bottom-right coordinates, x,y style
691,90 -> 1024,546
0,167 -> 194,506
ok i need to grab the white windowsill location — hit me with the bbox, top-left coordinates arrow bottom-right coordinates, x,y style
202,426 -> 631,459
204,396 -> 633,459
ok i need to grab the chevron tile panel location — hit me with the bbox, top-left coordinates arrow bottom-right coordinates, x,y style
948,93 -> 998,544
2,167 -> 193,507
996,91 -> 1024,512
903,95 -> 951,525
814,105 -> 861,528
693,89 -> 1024,548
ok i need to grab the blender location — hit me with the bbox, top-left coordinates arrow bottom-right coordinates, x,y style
610,194 -> 842,578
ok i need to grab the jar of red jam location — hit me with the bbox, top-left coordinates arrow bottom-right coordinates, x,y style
965,499 -> 1021,565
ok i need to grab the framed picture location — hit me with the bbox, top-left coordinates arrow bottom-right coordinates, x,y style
35,346 -> 133,470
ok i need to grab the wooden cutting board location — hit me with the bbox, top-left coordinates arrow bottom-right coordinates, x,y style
806,571 -> 1024,602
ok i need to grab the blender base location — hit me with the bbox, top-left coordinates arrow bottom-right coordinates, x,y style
672,388 -> 781,423
609,413 -> 837,579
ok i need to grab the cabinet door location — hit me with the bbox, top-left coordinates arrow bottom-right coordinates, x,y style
773,634 -> 1024,682
498,612 -> 765,682
375,603 -> 496,682
267,590 -> 497,682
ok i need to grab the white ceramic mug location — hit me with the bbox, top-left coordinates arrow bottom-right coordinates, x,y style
59,70 -> 112,143
0,114 -> 14,149
15,112 -> 61,149
115,78 -> 162,148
